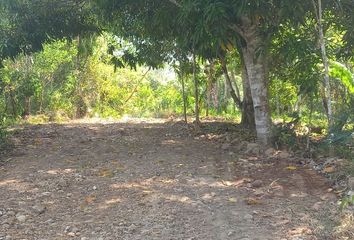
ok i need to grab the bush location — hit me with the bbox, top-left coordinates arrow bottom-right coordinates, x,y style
272,124 -> 297,149
321,130 -> 354,160
0,114 -> 8,151
271,113 -> 301,149
321,110 -> 354,160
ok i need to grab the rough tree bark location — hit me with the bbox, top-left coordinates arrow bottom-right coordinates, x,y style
238,18 -> 272,145
240,63 -> 255,129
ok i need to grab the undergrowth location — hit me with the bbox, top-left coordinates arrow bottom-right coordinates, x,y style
271,112 -> 353,160
0,114 -> 9,152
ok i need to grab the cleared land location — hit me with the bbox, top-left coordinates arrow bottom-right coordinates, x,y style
0,119 -> 339,240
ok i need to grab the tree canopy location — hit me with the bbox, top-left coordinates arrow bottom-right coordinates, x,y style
0,0 -> 98,62
0,0 -> 353,145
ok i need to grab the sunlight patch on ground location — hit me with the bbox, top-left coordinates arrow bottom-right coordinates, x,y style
335,212 -> 354,238
187,177 -> 249,189
158,179 -> 178,184
110,182 -> 150,190
105,198 -> 122,205
162,194 -> 192,204
45,168 -> 75,175
290,192 -> 308,198
68,117 -> 169,125
201,192 -> 216,200
161,139 -> 181,145
288,226 -> 313,237
110,177 -> 178,191
0,179 -> 32,192
0,179 -> 19,186
98,197 -> 123,210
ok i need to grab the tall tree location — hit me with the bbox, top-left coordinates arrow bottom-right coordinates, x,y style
94,0 -> 353,144
312,0 -> 333,126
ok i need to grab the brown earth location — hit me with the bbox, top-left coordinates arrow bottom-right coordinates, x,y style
0,119 -> 342,240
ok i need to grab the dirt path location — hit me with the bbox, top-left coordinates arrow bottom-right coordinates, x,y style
0,119 -> 339,240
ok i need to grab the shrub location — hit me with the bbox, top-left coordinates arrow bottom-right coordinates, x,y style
0,114 -> 8,151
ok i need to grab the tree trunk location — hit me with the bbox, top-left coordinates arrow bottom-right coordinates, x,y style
192,51 -> 200,125
241,27 -> 272,145
205,63 -> 212,117
212,81 -> 218,111
220,56 -> 242,109
22,96 -> 30,118
230,69 -> 241,100
4,92 -> 9,114
220,55 -> 255,129
39,87 -> 44,113
313,0 -> 333,126
294,93 -> 302,114
276,92 -> 280,116
205,81 -> 209,116
240,63 -> 255,129
181,74 -> 187,123
224,73 -> 229,101
9,90 -> 17,117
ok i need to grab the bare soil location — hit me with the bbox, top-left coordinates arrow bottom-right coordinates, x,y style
0,119 -> 342,240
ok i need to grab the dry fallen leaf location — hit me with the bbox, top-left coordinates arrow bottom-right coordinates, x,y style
221,180 -> 234,186
246,198 -> 261,205
111,161 -> 125,171
34,138 -> 42,145
80,194 -> 97,210
85,195 -> 97,204
98,169 -> 114,178
288,226 -> 312,236
323,166 -> 335,173
286,166 -> 297,171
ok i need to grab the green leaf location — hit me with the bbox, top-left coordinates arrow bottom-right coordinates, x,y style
329,61 -> 354,94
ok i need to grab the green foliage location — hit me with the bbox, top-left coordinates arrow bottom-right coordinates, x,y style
269,79 -> 298,116
340,195 -> 354,211
0,0 -> 98,61
0,35 -> 198,121
0,32 -> 248,124
0,112 -> 8,150
0,0 -> 353,156
271,124 -> 298,149
329,61 -> 354,94
325,114 -> 353,160
25,114 -> 50,125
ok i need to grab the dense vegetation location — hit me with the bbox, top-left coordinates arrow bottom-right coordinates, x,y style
0,0 -> 353,153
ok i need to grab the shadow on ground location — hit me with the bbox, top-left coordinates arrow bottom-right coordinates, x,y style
0,119 -> 340,240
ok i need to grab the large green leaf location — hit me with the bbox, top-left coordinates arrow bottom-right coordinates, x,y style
329,61 -> 354,94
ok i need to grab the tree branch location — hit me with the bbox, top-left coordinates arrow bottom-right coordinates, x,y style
123,68 -> 151,104
219,56 -> 243,109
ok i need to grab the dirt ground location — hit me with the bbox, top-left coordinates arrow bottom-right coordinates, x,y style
0,119 -> 344,240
